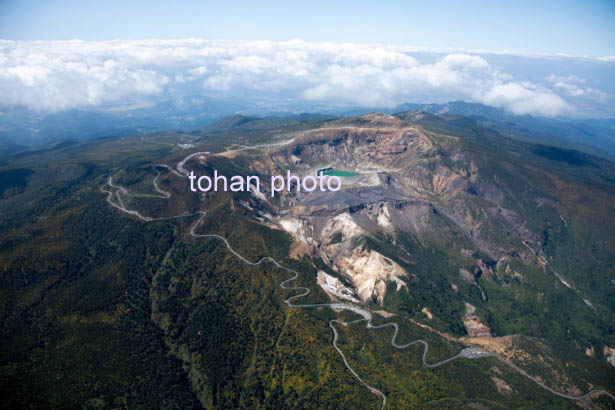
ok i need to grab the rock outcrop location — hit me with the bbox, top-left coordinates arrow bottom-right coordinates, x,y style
463,303 -> 492,338
316,270 -> 358,303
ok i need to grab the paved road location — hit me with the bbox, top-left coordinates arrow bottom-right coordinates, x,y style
100,149 -> 615,409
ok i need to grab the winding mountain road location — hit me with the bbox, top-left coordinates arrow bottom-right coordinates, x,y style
100,149 -> 615,409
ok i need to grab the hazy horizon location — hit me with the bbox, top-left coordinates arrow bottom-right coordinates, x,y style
1,0 -> 613,58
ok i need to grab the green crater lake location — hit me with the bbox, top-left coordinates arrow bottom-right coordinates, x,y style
323,170 -> 358,177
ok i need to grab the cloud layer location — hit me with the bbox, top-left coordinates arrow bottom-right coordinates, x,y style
0,39 -> 611,117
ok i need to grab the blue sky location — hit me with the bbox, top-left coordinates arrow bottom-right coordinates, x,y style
0,0 -> 613,57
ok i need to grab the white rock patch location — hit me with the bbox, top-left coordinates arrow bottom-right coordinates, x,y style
317,270 -> 359,303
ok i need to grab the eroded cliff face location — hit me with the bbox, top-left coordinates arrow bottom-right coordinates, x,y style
239,113 -> 551,305
277,209 -> 413,304
327,243 -> 407,304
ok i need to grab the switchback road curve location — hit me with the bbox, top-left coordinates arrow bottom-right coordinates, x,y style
100,149 -> 615,409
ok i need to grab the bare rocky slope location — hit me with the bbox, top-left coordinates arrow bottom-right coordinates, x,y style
198,111 -> 615,395
240,113 -> 548,306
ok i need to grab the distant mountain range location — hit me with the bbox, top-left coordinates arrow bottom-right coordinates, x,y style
1,99 -> 613,159
394,101 -> 615,159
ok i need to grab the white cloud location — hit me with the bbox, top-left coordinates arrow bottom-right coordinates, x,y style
547,74 -> 586,84
483,83 -> 569,116
0,39 -> 607,117
545,74 -> 608,102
